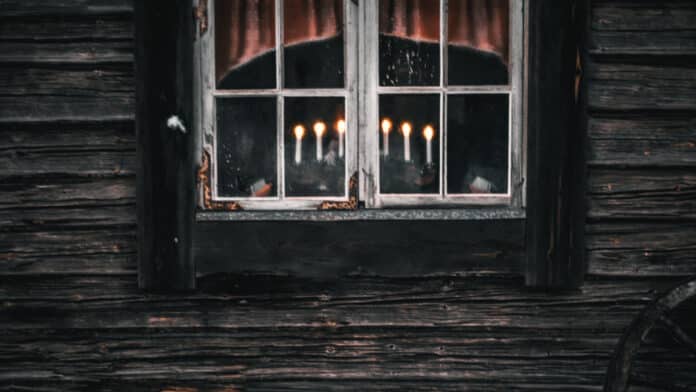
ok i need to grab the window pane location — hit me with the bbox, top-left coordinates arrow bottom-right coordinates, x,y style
447,94 -> 508,194
216,0 -> 277,89
284,97 -> 346,197
448,0 -> 509,86
217,97 -> 278,197
284,0 -> 344,88
379,94 -> 439,194
379,0 -> 440,86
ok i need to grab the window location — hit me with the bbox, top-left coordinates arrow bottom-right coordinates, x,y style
137,0 -> 583,290
198,0 -> 525,211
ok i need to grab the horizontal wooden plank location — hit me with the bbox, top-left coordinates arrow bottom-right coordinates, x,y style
587,116 -> 696,167
0,148 -> 135,179
0,0 -> 133,17
0,177 -> 135,210
0,16 -> 133,41
0,41 -> 133,65
0,229 -> 135,274
0,122 -> 134,152
0,275 -> 674,330
586,62 -> 696,111
195,219 -> 525,278
587,168 -> 696,220
0,329 -> 614,388
587,223 -> 696,277
0,95 -> 134,123
0,67 -> 134,98
589,1 -> 696,56
0,204 -> 135,231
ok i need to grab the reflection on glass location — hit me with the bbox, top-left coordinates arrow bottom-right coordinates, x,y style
284,0 -> 344,88
285,97 -> 346,197
217,97 -> 277,197
216,0 -> 276,89
379,94 -> 439,194
448,0 -> 509,85
379,0 -> 440,86
447,94 -> 508,194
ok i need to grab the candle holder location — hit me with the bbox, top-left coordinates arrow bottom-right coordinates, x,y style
380,159 -> 437,194
285,156 -> 346,197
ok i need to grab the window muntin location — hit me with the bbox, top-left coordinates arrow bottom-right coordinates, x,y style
201,0 -> 523,210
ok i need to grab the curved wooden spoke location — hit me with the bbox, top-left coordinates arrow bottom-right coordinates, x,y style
657,315 -> 696,357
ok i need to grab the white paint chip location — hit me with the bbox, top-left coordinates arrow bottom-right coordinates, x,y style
167,115 -> 187,134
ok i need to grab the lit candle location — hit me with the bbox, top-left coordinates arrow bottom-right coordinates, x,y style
401,122 -> 412,162
423,125 -> 435,165
293,125 -> 305,165
381,118 -> 392,157
336,119 -> 346,158
313,121 -> 326,162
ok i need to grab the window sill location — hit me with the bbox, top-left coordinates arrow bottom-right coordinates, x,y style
196,207 -> 525,222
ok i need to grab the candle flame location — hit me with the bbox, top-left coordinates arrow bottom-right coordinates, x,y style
293,125 -> 305,139
401,122 -> 412,137
313,121 -> 326,137
381,118 -> 392,134
423,125 -> 435,141
336,119 -> 346,134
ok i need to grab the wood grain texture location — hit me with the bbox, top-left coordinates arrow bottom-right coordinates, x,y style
0,0 -> 133,17
586,116 -> 696,167
585,61 -> 696,111
589,1 -> 696,56
0,275 -> 683,391
586,223 -> 696,277
587,168 -> 696,220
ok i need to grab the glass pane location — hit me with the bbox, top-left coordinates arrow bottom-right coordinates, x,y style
284,0 -> 344,88
216,0 -> 277,89
448,0 -> 509,85
379,94 -> 439,194
217,97 -> 278,197
379,0 -> 440,86
284,97 -> 346,197
447,94 -> 508,194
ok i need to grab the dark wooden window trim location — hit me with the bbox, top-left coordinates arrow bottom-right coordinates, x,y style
135,0 -> 585,291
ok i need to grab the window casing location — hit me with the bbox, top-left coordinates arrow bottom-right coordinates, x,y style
197,0 -> 525,211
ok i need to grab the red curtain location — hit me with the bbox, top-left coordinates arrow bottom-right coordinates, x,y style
216,0 -> 509,83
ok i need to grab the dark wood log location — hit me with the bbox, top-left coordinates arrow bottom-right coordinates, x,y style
0,16 -> 133,41
0,229 -> 135,274
589,1 -> 696,56
0,178 -> 135,210
586,223 -> 696,277
587,168 -> 696,220
0,148 -> 135,179
586,61 -> 696,111
0,0 -> 133,17
587,116 -> 696,167
135,0 -> 196,290
525,0 -> 585,288
0,42 -> 133,65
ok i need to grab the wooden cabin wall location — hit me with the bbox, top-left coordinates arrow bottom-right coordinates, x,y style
0,0 -> 694,390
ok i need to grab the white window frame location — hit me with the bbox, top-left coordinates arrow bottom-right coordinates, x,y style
196,0 -> 526,212
361,0 -> 525,208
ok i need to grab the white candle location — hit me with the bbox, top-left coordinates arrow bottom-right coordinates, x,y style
423,125 -> 435,165
336,119 -> 346,158
401,122 -> 412,162
293,125 -> 305,165
381,118 -> 392,157
313,121 -> 326,162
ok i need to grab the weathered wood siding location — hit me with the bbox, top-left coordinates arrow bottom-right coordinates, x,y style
0,0 -> 694,390
584,0 -> 696,277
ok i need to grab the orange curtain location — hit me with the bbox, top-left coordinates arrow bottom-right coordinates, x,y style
216,0 -> 509,83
